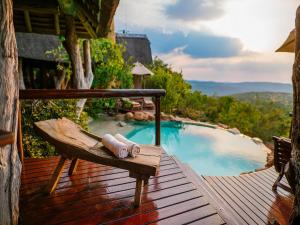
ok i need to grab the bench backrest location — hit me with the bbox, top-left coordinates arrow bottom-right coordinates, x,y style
273,136 -> 292,173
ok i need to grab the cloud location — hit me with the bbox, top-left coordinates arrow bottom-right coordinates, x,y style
166,0 -> 226,21
158,50 -> 293,83
145,29 -> 248,58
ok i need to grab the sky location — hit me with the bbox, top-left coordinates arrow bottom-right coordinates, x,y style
115,0 -> 299,83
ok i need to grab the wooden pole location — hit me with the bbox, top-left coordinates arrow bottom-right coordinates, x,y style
0,0 -> 22,224
155,97 -> 161,146
17,105 -> 24,163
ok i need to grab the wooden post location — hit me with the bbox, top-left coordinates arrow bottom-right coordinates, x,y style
45,156 -> 66,194
17,105 -> 24,163
288,5 -> 300,225
0,0 -> 22,224
155,97 -> 161,146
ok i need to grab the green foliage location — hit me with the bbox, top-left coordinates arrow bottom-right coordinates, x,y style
85,39 -> 133,118
146,58 -> 191,114
90,39 -> 133,89
22,100 -> 88,158
146,58 -> 291,142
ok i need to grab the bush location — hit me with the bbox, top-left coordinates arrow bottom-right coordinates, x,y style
22,100 -> 88,158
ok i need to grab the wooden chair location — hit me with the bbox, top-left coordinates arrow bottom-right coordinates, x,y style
272,136 -> 292,192
34,117 -> 162,207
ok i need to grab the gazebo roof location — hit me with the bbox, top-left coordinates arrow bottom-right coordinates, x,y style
131,62 -> 153,76
276,29 -> 295,53
13,0 -> 119,39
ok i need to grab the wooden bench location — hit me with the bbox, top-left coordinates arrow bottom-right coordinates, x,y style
34,118 -> 162,207
272,136 -> 292,193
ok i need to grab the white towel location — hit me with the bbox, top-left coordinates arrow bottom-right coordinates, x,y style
115,134 -> 141,157
102,134 -> 128,159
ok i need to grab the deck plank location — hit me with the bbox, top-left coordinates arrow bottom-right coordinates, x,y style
20,155 -> 227,225
203,168 -> 293,225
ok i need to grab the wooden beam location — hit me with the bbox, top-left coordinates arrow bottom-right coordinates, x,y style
97,0 -> 120,37
77,10 -> 97,38
0,130 -> 14,147
24,10 -> 32,32
14,0 -> 58,14
19,89 -> 166,100
54,14 -> 60,35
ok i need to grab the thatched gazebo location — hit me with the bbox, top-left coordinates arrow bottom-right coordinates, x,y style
131,61 -> 153,89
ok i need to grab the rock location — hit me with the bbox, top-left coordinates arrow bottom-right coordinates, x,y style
265,151 -> 274,168
125,112 -> 134,120
115,114 -> 125,121
252,137 -> 263,144
117,121 -> 127,127
169,115 -> 175,121
134,112 -> 145,121
218,123 -> 229,129
147,113 -> 155,120
227,128 -> 241,135
160,112 -> 167,120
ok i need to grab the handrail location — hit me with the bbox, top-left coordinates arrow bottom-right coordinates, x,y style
19,89 -> 166,99
0,130 -> 14,147
18,89 -> 165,161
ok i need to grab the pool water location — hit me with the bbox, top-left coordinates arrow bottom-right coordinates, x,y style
126,121 -> 267,176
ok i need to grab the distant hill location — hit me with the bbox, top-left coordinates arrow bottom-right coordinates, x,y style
188,81 -> 292,96
231,92 -> 293,110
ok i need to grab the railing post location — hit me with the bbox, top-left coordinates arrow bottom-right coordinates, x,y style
155,96 -> 161,146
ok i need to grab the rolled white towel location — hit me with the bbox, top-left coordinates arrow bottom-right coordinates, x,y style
102,134 -> 128,159
115,133 -> 141,157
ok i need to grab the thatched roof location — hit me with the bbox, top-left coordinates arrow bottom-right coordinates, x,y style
13,0 -> 119,39
116,33 -> 153,65
276,29 -> 295,53
131,62 -> 153,76
16,32 -> 64,62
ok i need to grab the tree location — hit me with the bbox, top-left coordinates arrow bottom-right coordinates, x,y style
287,5 -> 300,225
0,0 -> 22,224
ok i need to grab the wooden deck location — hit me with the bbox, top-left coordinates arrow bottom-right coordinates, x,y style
202,167 -> 294,225
19,153 -> 226,225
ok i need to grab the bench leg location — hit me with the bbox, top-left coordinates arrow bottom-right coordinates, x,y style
134,178 -> 144,207
45,156 -> 66,194
68,158 -> 79,176
272,167 -> 284,192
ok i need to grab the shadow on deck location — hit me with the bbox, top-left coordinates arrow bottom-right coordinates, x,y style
19,153 -> 225,225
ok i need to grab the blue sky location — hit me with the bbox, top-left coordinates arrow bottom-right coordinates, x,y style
115,0 -> 298,83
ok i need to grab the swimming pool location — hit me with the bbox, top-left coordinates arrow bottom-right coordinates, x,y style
126,121 -> 267,176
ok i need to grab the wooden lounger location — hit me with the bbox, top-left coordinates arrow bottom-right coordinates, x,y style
34,118 -> 162,207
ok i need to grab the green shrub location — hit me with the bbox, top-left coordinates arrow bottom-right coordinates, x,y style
21,100 -> 88,158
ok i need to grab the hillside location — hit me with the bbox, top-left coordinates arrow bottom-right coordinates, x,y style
231,92 -> 293,110
188,81 -> 292,96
